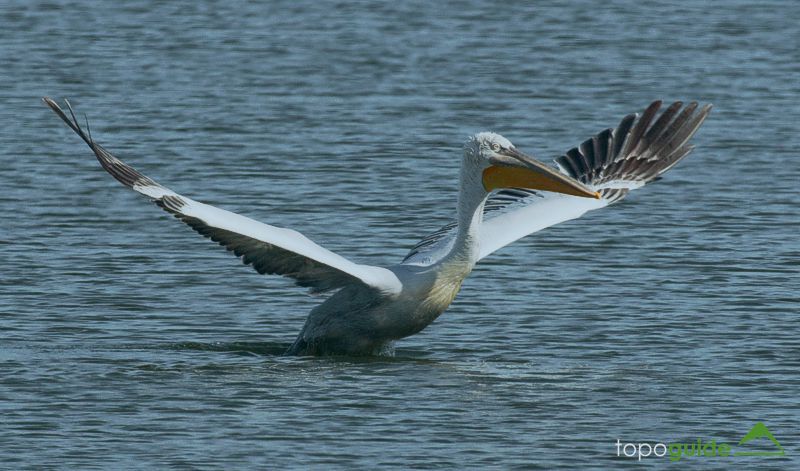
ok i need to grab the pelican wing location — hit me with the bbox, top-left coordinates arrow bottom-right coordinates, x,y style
403,100 -> 712,265
44,98 -> 401,295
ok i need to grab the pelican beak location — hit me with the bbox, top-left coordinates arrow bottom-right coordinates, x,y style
482,147 -> 600,199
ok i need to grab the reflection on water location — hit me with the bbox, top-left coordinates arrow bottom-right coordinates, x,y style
165,341 -> 290,357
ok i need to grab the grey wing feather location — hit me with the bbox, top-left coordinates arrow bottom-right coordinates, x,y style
155,196 -> 357,293
555,100 -> 711,202
45,98 -> 401,295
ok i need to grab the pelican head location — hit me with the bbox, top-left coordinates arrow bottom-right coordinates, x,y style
466,132 -> 599,199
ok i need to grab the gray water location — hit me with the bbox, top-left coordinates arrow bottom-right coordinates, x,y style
2,0 -> 799,468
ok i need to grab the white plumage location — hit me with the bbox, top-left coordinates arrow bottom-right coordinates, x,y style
44,98 -> 710,356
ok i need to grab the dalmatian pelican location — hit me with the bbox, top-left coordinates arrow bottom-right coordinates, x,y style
43,98 -> 711,355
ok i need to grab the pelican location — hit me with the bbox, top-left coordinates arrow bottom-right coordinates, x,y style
44,98 -> 711,356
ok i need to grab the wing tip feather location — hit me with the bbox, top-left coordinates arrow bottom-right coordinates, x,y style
563,100 -> 710,184
45,97 -> 170,195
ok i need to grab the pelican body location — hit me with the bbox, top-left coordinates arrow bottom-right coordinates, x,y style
44,98 -> 711,356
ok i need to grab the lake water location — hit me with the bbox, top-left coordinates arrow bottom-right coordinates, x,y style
2,0 -> 799,468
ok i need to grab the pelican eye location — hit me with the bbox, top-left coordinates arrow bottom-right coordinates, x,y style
490,142 -> 501,152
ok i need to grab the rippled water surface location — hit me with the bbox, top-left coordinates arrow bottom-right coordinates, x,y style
2,0 -> 799,468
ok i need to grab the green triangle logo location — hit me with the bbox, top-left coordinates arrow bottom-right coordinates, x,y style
735,422 -> 785,457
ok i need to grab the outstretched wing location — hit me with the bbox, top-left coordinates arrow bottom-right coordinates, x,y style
44,98 -> 401,295
403,100 -> 712,265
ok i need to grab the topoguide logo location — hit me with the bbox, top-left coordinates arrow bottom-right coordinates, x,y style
616,422 -> 785,462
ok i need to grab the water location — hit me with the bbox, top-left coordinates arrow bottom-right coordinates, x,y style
2,0 -> 799,468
